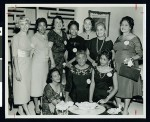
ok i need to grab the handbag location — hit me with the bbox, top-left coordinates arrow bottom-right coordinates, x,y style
119,63 -> 141,82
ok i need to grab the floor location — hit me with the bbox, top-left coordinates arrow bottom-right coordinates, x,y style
8,100 -> 143,116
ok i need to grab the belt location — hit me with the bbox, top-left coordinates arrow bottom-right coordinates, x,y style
18,49 -> 30,57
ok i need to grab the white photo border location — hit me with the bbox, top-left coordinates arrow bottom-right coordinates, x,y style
5,4 -> 146,119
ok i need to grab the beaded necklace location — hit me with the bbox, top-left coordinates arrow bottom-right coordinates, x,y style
96,37 -> 106,54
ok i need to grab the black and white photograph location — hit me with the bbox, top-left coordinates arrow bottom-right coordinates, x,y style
5,4 -> 146,118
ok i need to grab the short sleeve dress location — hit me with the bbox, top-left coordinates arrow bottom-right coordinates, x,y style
65,65 -> 93,102
88,37 -> 113,62
113,36 -> 143,98
11,32 -> 32,104
79,31 -> 97,48
66,35 -> 86,62
31,32 -> 49,97
42,83 -> 65,115
47,30 -> 67,74
93,67 -> 115,102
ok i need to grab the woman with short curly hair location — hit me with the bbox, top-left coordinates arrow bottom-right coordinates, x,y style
12,16 -> 32,115
42,68 -> 65,115
31,18 -> 54,115
114,16 -> 143,115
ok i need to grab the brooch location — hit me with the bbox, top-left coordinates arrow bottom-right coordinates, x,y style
124,41 -> 129,45
87,79 -> 91,84
107,72 -> 112,77
73,48 -> 77,53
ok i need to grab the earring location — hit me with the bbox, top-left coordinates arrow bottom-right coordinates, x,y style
104,32 -> 106,37
108,61 -> 111,67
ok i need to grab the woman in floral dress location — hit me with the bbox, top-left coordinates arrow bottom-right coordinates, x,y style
42,68 -> 65,115
47,16 -> 67,75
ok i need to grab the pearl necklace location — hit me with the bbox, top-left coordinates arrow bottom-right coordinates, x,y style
97,66 -> 110,79
99,72 -> 106,79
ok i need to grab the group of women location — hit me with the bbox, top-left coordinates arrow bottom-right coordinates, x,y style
11,15 -> 143,115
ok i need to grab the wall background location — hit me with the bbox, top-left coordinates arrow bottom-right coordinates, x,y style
75,7 -> 144,44
7,6 -> 144,62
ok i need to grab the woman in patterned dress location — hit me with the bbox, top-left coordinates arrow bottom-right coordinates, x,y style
65,50 -> 93,102
12,16 -> 32,115
113,16 -> 143,115
42,68 -> 65,115
47,16 -> 67,75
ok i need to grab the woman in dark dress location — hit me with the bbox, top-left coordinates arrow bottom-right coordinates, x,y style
89,50 -> 118,104
64,20 -> 86,68
87,22 -> 113,66
47,16 -> 67,74
79,17 -> 96,42
65,50 -> 93,102
113,16 -> 143,115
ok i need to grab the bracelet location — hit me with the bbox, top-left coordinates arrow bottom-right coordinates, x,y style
130,57 -> 134,61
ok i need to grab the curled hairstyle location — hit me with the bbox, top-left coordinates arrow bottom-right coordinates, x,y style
35,18 -> 47,32
95,22 -> 106,30
76,50 -> 87,58
83,17 -> 95,32
51,16 -> 64,29
46,68 -> 61,84
120,16 -> 134,31
68,20 -> 79,31
14,16 -> 30,33
97,49 -> 114,68
15,16 -> 30,28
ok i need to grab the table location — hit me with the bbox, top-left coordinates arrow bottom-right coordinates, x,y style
68,105 -> 106,115
68,102 -> 122,115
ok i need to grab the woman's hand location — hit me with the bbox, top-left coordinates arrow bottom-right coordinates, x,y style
51,63 -> 56,69
98,98 -> 109,104
16,72 -> 22,81
92,61 -> 97,67
124,58 -> 130,64
57,99 -> 61,104
66,62 -> 72,69
124,58 -> 134,67
107,86 -> 113,93
89,99 -> 93,103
